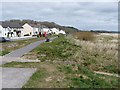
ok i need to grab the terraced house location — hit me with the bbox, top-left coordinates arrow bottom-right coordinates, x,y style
0,22 -> 36,38
0,22 -> 24,37
0,21 -> 66,38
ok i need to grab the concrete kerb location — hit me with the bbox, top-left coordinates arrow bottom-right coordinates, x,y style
0,56 -> 40,65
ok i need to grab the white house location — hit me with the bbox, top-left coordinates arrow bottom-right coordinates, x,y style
59,30 -> 66,35
49,28 -> 66,35
22,23 -> 34,36
41,28 -> 51,34
27,24 -> 51,35
50,28 -> 60,35
0,22 -> 66,38
0,22 -> 24,37
0,22 -> 37,37
0,24 -> 8,37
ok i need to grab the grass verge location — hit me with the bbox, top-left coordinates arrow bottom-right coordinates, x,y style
2,35 -> 119,88
0,35 -> 54,56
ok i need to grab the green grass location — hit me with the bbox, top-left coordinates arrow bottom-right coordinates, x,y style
2,61 -> 119,88
102,65 -> 119,74
2,61 -> 70,88
0,35 -> 54,56
58,65 -> 119,88
23,69 -> 47,88
76,48 -> 118,74
68,33 -> 118,74
32,36 -> 81,61
1,36 -> 119,88
0,50 -> 10,56
0,38 -> 39,56
1,62 -> 48,88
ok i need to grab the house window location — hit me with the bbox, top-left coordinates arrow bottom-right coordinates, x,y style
5,33 -> 6,35
30,32 -> 31,35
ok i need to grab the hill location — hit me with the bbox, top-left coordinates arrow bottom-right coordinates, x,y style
2,19 -> 79,34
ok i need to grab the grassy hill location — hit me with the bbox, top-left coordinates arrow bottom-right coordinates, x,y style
2,34 -> 119,88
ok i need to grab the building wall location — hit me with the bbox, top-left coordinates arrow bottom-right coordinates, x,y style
33,27 -> 39,35
50,28 -> 60,35
22,23 -> 33,36
0,24 -> 31,37
0,25 -> 9,37
41,28 -> 50,34
10,28 -> 24,37
0,25 -> 3,37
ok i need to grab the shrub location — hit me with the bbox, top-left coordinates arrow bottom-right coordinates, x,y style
74,31 -> 95,41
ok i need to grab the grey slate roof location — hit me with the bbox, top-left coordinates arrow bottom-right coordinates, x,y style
29,23 -> 46,28
29,24 -> 39,28
0,21 -> 23,28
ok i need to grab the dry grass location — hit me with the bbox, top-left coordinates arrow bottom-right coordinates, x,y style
74,31 -> 95,41
67,33 -> 118,74
95,33 -> 118,43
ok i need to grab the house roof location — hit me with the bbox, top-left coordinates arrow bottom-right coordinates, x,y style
0,21 -> 47,29
0,21 -> 23,28
29,23 -> 47,28
29,24 -> 39,28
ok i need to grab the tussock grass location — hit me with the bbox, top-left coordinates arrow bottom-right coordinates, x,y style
67,34 -> 118,74
74,31 -> 95,41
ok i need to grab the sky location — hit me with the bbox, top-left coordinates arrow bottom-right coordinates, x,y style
1,2 -> 118,31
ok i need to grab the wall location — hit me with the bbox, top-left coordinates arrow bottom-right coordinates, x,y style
0,25 -> 9,37
22,23 -> 33,36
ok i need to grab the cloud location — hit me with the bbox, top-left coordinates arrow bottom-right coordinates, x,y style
1,2 -> 118,31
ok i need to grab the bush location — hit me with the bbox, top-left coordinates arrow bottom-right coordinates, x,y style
74,31 -> 95,41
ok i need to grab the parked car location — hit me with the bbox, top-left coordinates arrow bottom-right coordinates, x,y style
0,37 -> 11,42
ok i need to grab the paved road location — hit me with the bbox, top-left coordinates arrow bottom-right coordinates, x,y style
1,67 -> 37,88
10,36 -> 37,41
5,37 -> 57,58
0,37 -> 57,89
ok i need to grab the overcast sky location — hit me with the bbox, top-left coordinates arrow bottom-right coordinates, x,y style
1,2 -> 118,31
